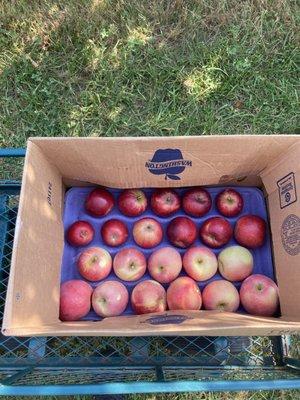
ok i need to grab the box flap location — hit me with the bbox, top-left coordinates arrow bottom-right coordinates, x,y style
3,310 -> 300,337
3,142 -> 63,332
261,142 -> 300,318
31,136 -> 298,188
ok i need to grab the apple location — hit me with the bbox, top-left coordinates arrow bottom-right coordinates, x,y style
218,245 -> 253,282
133,218 -> 163,248
118,189 -> 147,217
199,217 -> 232,248
131,280 -> 167,315
92,281 -> 129,317
60,280 -> 92,321
148,247 -> 182,283
182,188 -> 212,217
113,247 -> 147,281
85,188 -> 114,217
202,280 -> 240,312
167,276 -> 202,310
150,189 -> 180,217
101,219 -> 128,247
167,217 -> 197,248
240,274 -> 279,317
234,215 -> 266,248
216,188 -> 244,217
77,247 -> 112,281
183,246 -> 218,281
66,221 -> 94,247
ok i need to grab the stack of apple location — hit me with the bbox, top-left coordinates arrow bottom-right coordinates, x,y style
60,187 -> 279,322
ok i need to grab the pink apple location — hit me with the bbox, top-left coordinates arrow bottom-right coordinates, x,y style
216,188 -> 244,217
133,218 -> 163,248
118,189 -> 147,217
199,217 -> 233,248
235,215 -> 266,248
167,217 -> 197,248
60,280 -> 92,321
131,280 -> 167,315
148,247 -> 182,283
202,280 -> 240,312
182,188 -> 212,217
240,274 -> 279,317
77,247 -> 112,281
218,245 -> 253,282
113,247 -> 147,281
101,219 -> 128,247
183,246 -> 218,281
92,281 -> 129,317
85,188 -> 114,217
66,221 -> 94,247
150,189 -> 180,217
167,276 -> 202,310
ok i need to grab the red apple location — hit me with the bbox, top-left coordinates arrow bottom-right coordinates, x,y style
92,281 -> 129,317
85,188 -> 114,217
60,280 -> 92,321
118,189 -> 147,217
148,247 -> 182,284
183,246 -> 218,281
199,217 -> 232,248
240,274 -> 279,317
66,221 -> 94,247
182,188 -> 212,217
113,247 -> 147,281
202,280 -> 240,312
167,276 -> 202,310
77,247 -> 112,281
150,189 -> 180,217
167,217 -> 197,248
218,245 -> 253,282
101,219 -> 128,247
234,215 -> 266,248
216,188 -> 244,217
131,280 -> 167,315
133,218 -> 163,248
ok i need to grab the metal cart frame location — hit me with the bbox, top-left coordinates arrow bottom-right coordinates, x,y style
0,148 -> 299,396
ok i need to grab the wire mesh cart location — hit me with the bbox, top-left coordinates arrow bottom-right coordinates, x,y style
0,148 -> 299,396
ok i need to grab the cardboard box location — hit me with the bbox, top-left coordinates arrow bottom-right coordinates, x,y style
3,135 -> 300,336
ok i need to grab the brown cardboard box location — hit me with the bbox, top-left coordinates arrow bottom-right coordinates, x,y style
3,135 -> 300,336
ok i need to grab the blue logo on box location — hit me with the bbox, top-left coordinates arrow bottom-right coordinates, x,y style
145,148 -> 192,180
143,314 -> 193,325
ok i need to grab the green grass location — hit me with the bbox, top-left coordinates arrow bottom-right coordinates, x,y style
0,1 -> 299,398
0,0 -> 299,147
3,392 -> 300,400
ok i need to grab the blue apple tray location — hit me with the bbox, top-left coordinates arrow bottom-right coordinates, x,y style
62,186 -> 274,320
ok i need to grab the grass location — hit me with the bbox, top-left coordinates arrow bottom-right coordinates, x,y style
2,392 -> 300,400
0,1 -> 299,399
0,0 -> 299,147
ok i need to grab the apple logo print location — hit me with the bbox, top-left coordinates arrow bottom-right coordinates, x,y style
145,149 -> 192,180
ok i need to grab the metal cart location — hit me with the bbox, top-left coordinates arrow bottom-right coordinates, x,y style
0,148 -> 299,396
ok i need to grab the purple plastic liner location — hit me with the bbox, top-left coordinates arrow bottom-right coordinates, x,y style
61,186 -> 274,320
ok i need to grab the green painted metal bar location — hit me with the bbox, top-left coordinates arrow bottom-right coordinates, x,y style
1,378 -> 300,396
1,367 -> 33,386
0,149 -> 26,157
